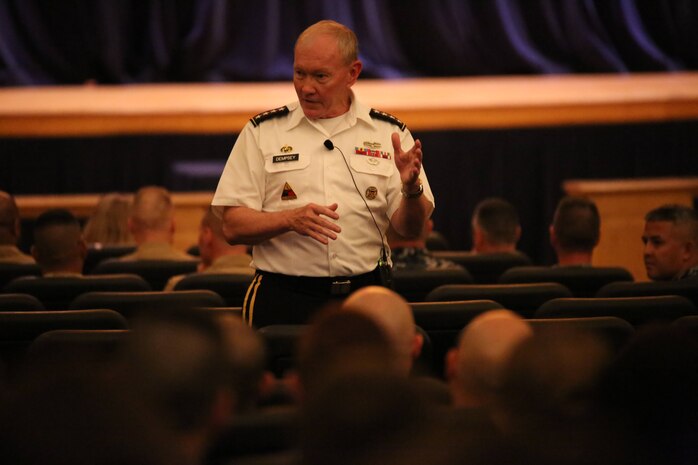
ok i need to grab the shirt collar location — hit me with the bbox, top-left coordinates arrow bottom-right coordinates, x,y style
286,91 -> 375,131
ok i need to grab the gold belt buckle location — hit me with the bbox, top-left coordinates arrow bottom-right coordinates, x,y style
330,279 -> 351,296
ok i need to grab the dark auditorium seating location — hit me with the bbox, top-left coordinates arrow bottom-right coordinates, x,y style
173,273 -> 254,307
430,251 -> 532,283
0,262 -> 41,289
410,300 -> 504,378
391,267 -> 473,302
499,265 -> 634,297
597,279 -> 698,308
425,283 -> 572,318
83,245 -> 136,273
205,409 -> 299,465
673,315 -> 698,341
26,329 -> 129,365
426,230 -> 450,250
91,259 -> 199,290
527,317 -> 635,353
3,274 -> 151,309
534,296 -> 698,327
0,309 -> 127,377
70,290 -> 225,320
258,325 -> 307,378
0,293 -> 44,311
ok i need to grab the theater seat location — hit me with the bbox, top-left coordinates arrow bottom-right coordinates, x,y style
410,300 -> 504,378
500,266 -> 634,297
26,329 -> 129,366
0,293 -> 44,311
0,309 -> 127,378
83,245 -> 136,274
391,267 -> 473,302
258,325 -> 307,378
70,290 -> 225,320
430,251 -> 532,284
597,279 -> 698,308
527,317 -> 635,353
4,274 -> 151,309
0,262 -> 41,289
173,273 -> 254,307
425,283 -> 572,318
91,259 -> 199,290
534,296 -> 698,327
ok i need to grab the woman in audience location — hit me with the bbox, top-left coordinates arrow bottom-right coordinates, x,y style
82,192 -> 133,247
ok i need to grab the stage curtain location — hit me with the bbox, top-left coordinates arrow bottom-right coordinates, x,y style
1,0 -> 697,85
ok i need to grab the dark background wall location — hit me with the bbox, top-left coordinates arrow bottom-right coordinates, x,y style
4,120 -> 698,264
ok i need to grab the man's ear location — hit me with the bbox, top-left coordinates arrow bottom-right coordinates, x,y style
127,217 -> 136,235
514,225 -> 522,243
347,60 -> 362,86
445,348 -> 458,382
31,245 -> 39,262
549,225 -> 557,248
411,332 -> 424,360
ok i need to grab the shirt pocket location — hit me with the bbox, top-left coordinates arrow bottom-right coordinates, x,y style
348,155 -> 394,205
263,153 -> 311,206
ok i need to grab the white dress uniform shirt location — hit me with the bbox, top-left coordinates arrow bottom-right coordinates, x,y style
212,95 -> 435,277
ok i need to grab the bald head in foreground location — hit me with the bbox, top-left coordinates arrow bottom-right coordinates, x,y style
446,309 -> 533,408
341,286 -> 423,376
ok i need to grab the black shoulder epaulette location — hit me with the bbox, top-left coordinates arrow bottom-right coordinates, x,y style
250,106 -> 290,127
369,108 -> 406,131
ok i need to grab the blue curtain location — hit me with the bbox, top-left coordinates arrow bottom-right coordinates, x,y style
1,0 -> 696,85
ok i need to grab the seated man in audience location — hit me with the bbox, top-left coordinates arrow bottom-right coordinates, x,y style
118,186 -> 196,262
549,196 -> 600,266
31,208 -> 87,276
119,310 -> 269,464
387,219 -> 462,270
0,191 -> 35,264
294,308 -> 398,400
342,286 -> 424,377
164,207 -> 254,290
642,204 -> 698,280
471,197 -> 522,254
446,310 -> 532,409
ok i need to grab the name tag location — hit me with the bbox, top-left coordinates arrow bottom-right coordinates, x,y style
272,153 -> 300,163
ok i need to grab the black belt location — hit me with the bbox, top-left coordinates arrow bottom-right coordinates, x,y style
257,268 -> 379,296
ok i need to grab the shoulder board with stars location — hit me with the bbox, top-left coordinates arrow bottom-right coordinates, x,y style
369,108 -> 406,131
250,106 -> 290,127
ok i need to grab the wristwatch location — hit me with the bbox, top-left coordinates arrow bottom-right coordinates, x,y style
401,181 -> 424,199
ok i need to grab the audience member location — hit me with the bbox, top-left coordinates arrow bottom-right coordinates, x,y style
31,208 -> 87,276
550,196 -> 600,266
446,310 -> 532,409
164,207 -> 253,290
387,219 -> 462,270
301,373 -> 433,465
0,190 -> 34,264
118,310 -> 257,464
341,286 -> 423,376
294,308 -> 397,400
82,192 -> 134,246
471,197 -> 522,254
598,326 -> 698,465
642,204 -> 698,281
0,355 -> 186,465
119,186 -> 195,261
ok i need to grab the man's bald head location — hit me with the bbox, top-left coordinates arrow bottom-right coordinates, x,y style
130,186 -> 174,231
448,310 -> 532,408
342,286 -> 422,376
